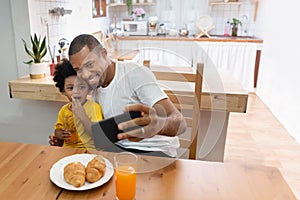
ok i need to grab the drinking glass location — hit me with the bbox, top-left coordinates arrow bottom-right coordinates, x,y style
114,152 -> 138,200
64,116 -> 78,144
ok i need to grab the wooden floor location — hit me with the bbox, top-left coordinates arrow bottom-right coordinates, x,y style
224,93 -> 300,199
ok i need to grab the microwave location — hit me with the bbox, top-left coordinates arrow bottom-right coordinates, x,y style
122,21 -> 148,36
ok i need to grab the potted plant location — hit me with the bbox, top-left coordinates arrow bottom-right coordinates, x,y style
126,0 -> 134,17
22,33 -> 48,79
132,7 -> 146,20
230,18 -> 242,37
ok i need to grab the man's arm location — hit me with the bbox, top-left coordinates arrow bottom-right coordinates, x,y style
71,98 -> 93,136
153,98 -> 187,136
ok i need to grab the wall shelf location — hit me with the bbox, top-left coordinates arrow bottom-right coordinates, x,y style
107,3 -> 156,7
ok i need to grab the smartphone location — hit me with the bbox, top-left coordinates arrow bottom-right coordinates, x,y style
92,111 -> 142,148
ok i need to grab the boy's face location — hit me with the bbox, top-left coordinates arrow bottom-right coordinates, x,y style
72,77 -> 90,105
63,76 -> 76,102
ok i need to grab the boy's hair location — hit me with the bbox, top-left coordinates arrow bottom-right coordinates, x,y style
53,59 -> 77,92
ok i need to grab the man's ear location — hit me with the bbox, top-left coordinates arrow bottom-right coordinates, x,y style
100,47 -> 107,58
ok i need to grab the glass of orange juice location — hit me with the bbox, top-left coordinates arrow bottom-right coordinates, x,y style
64,116 -> 78,144
114,152 -> 138,200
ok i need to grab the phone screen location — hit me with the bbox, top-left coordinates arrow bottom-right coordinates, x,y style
92,111 -> 142,148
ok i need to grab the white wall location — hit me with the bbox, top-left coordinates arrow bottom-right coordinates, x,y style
0,0 -> 108,145
1,0 -> 300,145
255,0 -> 300,143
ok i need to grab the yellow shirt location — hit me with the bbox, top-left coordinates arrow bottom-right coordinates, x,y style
54,100 -> 103,149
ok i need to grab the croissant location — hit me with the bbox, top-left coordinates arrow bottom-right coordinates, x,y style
63,162 -> 86,187
85,156 -> 106,183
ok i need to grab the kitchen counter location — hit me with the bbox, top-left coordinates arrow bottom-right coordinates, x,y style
116,35 -> 263,89
8,67 -> 247,112
117,35 -> 263,43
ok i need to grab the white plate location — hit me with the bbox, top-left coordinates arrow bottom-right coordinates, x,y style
50,154 -> 114,191
196,15 -> 214,30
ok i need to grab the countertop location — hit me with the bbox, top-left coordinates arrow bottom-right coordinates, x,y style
117,35 -> 263,43
9,67 -> 248,113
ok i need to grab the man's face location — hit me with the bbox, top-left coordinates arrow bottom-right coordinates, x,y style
69,45 -> 108,89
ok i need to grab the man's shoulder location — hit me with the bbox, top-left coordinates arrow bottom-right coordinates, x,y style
117,61 -> 136,69
117,61 -> 151,76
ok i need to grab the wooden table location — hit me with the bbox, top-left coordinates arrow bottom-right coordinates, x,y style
0,142 -> 296,200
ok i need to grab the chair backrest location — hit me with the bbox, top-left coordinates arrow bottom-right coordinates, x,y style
92,31 -> 104,43
151,63 -> 204,159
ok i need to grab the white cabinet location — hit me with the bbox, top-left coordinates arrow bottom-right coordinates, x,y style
194,41 -> 257,91
117,38 -> 259,91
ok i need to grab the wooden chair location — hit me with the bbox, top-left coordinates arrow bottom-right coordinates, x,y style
92,31 -> 104,43
151,63 -> 204,159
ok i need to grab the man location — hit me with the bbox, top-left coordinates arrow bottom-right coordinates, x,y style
52,34 -> 186,156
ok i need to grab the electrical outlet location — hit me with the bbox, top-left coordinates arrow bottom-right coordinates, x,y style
41,16 -> 48,25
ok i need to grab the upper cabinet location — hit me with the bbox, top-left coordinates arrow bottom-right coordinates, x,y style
93,0 -> 107,18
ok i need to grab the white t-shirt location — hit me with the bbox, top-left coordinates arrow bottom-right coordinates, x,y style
95,61 -> 179,157
98,61 -> 168,118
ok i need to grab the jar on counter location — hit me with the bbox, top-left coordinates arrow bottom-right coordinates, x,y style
224,19 -> 230,36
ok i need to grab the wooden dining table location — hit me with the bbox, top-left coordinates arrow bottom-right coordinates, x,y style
0,141 -> 296,200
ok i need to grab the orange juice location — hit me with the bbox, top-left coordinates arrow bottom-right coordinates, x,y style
65,129 -> 78,144
115,166 -> 136,200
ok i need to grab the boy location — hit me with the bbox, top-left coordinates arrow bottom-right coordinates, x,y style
52,59 -> 103,149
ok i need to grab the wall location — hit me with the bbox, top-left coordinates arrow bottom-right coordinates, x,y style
108,0 -> 257,37
255,0 -> 300,143
2,0 -> 300,145
24,0 -> 109,76
0,0 -> 108,145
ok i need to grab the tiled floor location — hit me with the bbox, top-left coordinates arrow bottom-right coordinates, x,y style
224,93 -> 300,199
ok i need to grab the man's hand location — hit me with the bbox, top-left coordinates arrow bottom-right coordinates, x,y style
117,98 -> 186,141
71,97 -> 93,135
71,97 -> 86,121
117,104 -> 166,141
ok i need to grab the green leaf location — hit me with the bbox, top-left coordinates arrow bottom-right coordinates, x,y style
23,60 -> 34,64
22,33 -> 47,64
22,39 -> 34,61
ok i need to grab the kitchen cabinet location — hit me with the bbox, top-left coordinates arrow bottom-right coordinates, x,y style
117,37 -> 262,91
194,41 -> 258,91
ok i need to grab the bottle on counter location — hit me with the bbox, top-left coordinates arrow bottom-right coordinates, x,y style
224,19 -> 230,36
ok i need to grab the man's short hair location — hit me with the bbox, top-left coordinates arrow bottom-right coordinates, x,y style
69,34 -> 103,56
